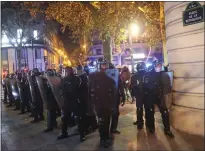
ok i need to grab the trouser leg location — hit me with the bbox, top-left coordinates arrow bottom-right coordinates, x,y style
110,106 -> 119,132
79,115 -> 86,141
158,105 -> 174,138
136,107 -> 144,129
3,88 -> 7,103
20,99 -> 25,113
38,100 -> 44,120
57,110 -> 69,140
145,106 -> 155,134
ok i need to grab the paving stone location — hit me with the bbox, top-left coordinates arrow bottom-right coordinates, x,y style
1,102 -> 204,151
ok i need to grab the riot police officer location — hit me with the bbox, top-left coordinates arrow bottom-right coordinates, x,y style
16,72 -> 30,114
143,61 -> 174,138
29,68 -> 44,123
109,63 -> 125,134
42,69 -> 58,132
89,61 -> 118,148
2,73 -> 8,104
57,66 -> 81,140
130,62 -> 146,130
83,65 -> 98,133
10,73 -> 20,110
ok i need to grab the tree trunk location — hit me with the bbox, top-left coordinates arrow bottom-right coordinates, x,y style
159,2 -> 168,66
16,46 -> 22,72
102,37 -> 112,63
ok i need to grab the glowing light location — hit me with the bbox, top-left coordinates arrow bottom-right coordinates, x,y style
133,53 -> 145,59
146,63 -> 152,68
130,23 -> 140,36
83,45 -> 86,49
17,29 -> 22,39
33,30 -> 38,40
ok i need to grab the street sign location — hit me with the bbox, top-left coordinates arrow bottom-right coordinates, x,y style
183,2 -> 204,26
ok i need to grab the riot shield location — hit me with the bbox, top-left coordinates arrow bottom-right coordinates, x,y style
89,72 -> 118,116
5,78 -> 11,95
46,75 -> 64,109
16,79 -> 23,101
9,78 -> 20,100
155,71 -> 173,111
36,75 -> 51,110
105,69 -> 119,88
27,75 -> 36,103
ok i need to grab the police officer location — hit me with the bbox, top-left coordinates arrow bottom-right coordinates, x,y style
89,61 -> 118,148
57,66 -> 81,140
143,61 -> 174,138
52,69 -> 61,117
29,68 -> 44,123
109,63 -> 125,134
17,72 -> 31,114
75,65 -> 90,141
130,62 -> 146,130
83,65 -> 98,133
2,73 -> 8,104
43,69 -> 58,132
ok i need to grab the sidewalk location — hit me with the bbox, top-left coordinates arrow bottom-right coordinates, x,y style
1,102 -> 204,151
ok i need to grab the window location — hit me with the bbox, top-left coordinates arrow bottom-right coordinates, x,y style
35,48 -> 41,59
96,49 -> 102,55
1,49 -> 8,61
33,30 -> 38,40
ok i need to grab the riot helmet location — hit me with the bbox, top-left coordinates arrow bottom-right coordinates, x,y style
76,65 -> 84,76
9,73 -> 15,78
63,66 -> 74,77
108,63 -> 115,69
136,62 -> 146,72
153,60 -> 162,72
46,69 -> 55,76
84,65 -> 89,74
31,68 -> 40,76
16,72 -> 22,79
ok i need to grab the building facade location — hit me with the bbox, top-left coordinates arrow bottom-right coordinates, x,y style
88,42 -> 163,70
1,29 -> 61,77
165,1 -> 204,136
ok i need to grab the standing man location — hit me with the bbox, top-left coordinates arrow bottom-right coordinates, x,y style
89,61 -> 118,148
109,63 -> 125,134
143,61 -> 174,138
57,66 -> 81,140
2,73 -> 8,104
130,62 -> 146,130
17,72 -> 30,114
28,68 -> 44,123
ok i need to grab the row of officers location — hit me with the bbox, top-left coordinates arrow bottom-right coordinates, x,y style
2,59 -> 174,148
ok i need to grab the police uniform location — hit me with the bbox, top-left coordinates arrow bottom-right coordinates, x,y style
110,64 -> 125,134
130,62 -> 146,129
57,66 -> 81,140
17,72 -> 31,114
2,75 -> 8,104
28,68 -> 44,123
143,62 -> 174,138
42,69 -> 58,132
88,61 -> 118,148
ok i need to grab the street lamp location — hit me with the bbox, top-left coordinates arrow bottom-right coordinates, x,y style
128,22 -> 140,73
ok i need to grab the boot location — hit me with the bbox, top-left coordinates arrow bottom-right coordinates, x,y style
161,110 -> 174,138
43,128 -> 53,133
110,115 -> 120,134
133,107 -> 144,130
39,114 -> 44,121
57,117 -> 68,140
